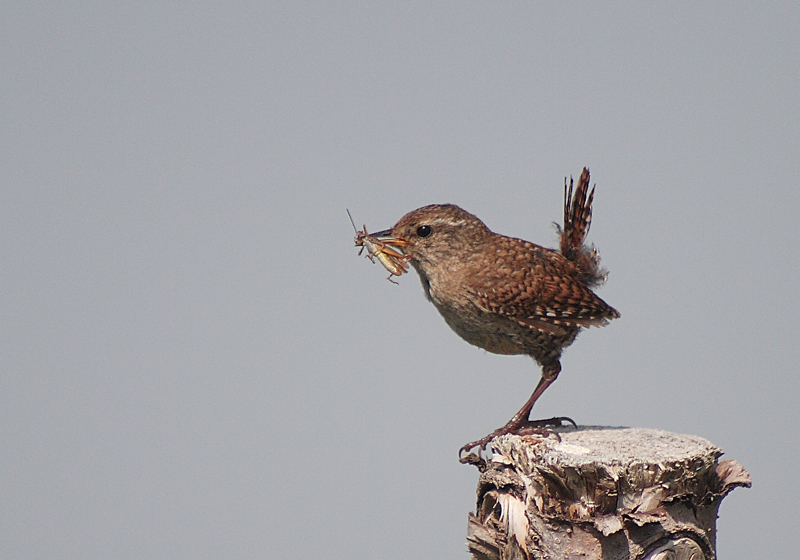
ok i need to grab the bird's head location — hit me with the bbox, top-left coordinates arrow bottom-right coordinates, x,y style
372,204 -> 492,274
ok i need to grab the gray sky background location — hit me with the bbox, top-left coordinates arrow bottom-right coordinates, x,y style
2,3 -> 799,559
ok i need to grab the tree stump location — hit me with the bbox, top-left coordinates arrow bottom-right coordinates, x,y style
464,427 -> 750,560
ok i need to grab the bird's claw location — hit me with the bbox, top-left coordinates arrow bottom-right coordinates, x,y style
526,415 -> 577,429
458,416 -> 579,464
458,450 -> 487,470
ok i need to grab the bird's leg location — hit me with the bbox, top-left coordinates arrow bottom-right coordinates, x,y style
459,362 -> 574,461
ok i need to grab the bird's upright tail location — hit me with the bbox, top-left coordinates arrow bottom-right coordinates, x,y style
556,168 -> 609,288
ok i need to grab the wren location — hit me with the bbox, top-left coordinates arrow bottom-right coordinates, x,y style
370,168 -> 619,457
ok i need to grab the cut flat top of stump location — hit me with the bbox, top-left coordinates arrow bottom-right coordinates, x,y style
490,427 -> 722,471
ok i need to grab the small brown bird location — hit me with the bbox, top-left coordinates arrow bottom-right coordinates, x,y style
368,168 -> 619,456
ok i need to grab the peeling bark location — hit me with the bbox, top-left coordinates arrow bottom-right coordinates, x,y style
465,427 -> 750,560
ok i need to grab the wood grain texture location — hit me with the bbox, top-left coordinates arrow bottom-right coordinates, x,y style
465,427 -> 750,560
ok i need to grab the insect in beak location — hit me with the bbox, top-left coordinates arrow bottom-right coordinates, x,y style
348,210 -> 411,284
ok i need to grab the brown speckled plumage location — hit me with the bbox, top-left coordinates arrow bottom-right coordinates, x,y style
374,168 -> 619,456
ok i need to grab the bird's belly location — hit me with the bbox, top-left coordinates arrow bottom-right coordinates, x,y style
433,301 -> 526,355
431,297 -> 581,361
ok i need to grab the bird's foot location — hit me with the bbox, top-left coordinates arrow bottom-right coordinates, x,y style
516,415 -> 577,435
458,416 -> 577,464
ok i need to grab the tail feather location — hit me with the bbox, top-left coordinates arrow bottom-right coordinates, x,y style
556,168 -> 608,288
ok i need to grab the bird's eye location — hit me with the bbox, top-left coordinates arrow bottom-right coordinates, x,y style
416,225 -> 432,238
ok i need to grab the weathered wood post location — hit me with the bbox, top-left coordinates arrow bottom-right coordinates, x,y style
464,427 -> 750,560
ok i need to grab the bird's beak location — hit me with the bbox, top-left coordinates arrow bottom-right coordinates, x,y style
371,229 -> 409,248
